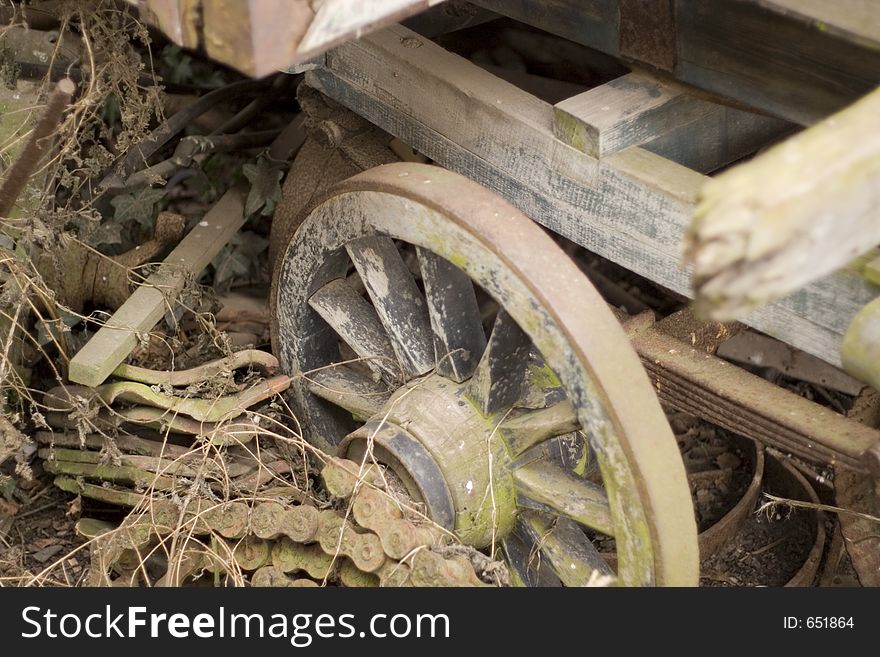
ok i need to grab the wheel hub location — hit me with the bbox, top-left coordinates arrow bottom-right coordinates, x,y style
340,373 -> 517,548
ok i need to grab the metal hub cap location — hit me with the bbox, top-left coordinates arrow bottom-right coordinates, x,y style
341,373 -> 518,547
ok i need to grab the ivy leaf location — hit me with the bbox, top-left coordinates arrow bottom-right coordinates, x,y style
109,188 -> 166,228
242,158 -> 282,218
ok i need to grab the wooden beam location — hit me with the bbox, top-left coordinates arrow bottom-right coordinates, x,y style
472,0 -> 880,126
686,87 -> 880,323
674,0 -> 880,125
68,190 -> 244,386
553,72 -> 711,158
310,24 -> 876,366
643,104 -> 791,175
553,70 -> 791,171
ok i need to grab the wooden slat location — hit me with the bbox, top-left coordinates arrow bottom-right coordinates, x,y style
675,0 -> 880,126
473,0 -> 880,126
465,311 -> 531,415
309,24 -> 874,366
514,460 -> 614,536
521,512 -> 614,585
500,401 -> 579,456
643,104 -> 791,174
553,71 -> 716,159
68,190 -> 244,387
470,0 -> 620,57
305,365 -> 392,420
417,248 -> 486,382
346,236 -> 434,378
554,70 -> 789,171
308,278 -> 400,383
687,87 -> 880,323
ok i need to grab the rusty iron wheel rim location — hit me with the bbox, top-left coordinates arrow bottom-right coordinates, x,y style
272,163 -> 699,586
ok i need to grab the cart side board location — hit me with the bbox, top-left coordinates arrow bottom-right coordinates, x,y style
307,24 -> 879,367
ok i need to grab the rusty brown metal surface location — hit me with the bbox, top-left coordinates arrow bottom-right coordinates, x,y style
630,325 -> 880,473
697,442 -> 764,560
77,457 -> 489,587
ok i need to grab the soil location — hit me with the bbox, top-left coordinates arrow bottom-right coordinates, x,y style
670,410 -> 753,533
0,484 -> 89,586
700,461 -> 817,587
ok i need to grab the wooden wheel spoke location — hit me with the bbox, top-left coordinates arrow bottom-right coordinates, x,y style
514,460 -> 614,537
305,366 -> 392,421
500,400 -> 580,456
517,351 -> 567,409
417,247 -> 486,382
346,236 -> 435,378
521,512 -> 614,586
502,521 -> 563,587
308,278 -> 401,383
465,310 -> 532,414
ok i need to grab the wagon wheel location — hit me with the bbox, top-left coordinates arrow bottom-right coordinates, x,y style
271,163 -> 698,586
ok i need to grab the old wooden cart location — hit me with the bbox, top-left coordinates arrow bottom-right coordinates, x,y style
131,0 -> 880,586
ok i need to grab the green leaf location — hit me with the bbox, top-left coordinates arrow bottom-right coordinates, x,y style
109,188 -> 166,228
242,158 -> 283,218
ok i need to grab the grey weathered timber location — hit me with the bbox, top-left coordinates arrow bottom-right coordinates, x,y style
68,190 -> 245,386
471,0 -> 620,57
466,310 -> 531,414
417,248 -> 486,382
139,0 -> 448,77
471,0 -> 880,126
553,70 -> 790,172
642,104 -> 791,175
308,24 -> 874,366
674,0 -> 880,126
345,236 -> 435,378
308,278 -> 401,383
553,71 -> 714,159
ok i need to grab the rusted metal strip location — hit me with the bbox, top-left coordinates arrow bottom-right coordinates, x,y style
630,325 -> 879,472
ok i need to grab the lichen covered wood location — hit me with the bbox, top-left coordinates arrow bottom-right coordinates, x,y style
685,87 -> 880,322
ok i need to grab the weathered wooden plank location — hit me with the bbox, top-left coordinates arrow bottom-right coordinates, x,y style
554,70 -> 790,170
417,248 -> 486,382
403,1 -> 498,37
553,72 -> 714,158
674,0 -> 880,125
470,0 -> 620,57
755,0 -> 880,45
346,236 -> 435,378
643,105 -> 792,175
308,278 -> 400,383
309,24 -> 874,365
141,0 -> 448,77
472,0 -> 880,126
68,190 -> 245,387
686,87 -> 880,322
